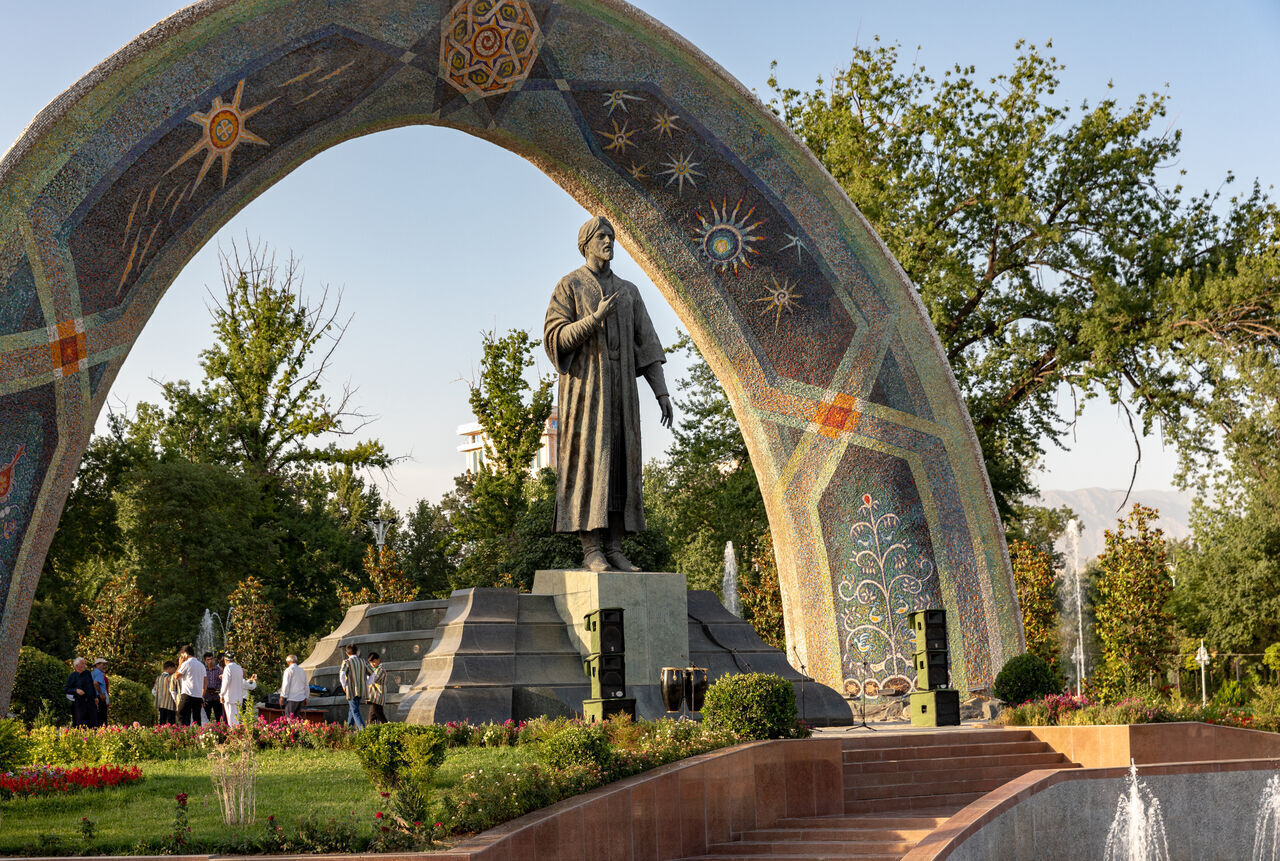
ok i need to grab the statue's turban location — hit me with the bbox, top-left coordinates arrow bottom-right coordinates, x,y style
577,215 -> 614,257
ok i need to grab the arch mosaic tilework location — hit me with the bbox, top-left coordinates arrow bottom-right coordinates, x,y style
0,0 -> 1023,707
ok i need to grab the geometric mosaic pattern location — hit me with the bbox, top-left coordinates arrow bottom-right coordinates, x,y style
0,0 -> 1023,709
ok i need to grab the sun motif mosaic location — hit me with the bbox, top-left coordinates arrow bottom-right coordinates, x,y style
692,197 -> 766,274
166,80 -> 275,196
441,0 -> 541,97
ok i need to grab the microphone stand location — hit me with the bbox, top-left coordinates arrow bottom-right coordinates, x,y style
854,660 -> 875,731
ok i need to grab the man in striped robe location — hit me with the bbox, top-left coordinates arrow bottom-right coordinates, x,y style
338,644 -> 370,729
367,652 -> 387,724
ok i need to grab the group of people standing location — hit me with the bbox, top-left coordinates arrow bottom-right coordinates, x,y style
150,646 -> 257,726
66,643 -> 388,729
63,656 -> 111,727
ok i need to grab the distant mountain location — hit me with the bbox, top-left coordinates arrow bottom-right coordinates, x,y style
1036,487 -> 1194,565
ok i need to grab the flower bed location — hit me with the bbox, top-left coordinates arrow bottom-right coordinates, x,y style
25,717 -> 354,765
997,693 -> 1266,729
0,764 -> 143,798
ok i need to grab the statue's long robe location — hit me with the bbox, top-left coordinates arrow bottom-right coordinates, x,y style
544,266 -> 665,533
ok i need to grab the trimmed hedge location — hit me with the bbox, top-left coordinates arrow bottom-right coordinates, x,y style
351,723 -> 447,789
992,653 -> 1062,706
106,675 -> 156,726
701,672 -> 806,740
11,647 -> 71,727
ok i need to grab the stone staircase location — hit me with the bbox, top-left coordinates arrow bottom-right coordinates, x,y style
684,728 -> 1077,860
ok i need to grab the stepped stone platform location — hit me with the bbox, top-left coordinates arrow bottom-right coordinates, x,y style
302,575 -> 851,725
299,598 -> 449,723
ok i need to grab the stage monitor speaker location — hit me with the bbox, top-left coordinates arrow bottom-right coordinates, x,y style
583,653 -> 627,699
909,689 -> 960,727
584,608 -> 625,654
909,609 -> 947,653
583,697 -> 636,723
914,651 -> 949,690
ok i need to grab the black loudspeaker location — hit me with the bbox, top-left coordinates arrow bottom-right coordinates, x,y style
909,689 -> 960,727
914,652 -> 949,689
584,608 -> 625,654
583,653 -> 627,699
910,609 -> 947,653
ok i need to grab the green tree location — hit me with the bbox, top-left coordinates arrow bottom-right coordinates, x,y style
448,329 -> 558,591
76,571 -> 154,683
114,459 -> 276,655
1091,504 -> 1173,698
337,545 -> 420,612
1169,500 -> 1280,656
1008,539 -> 1059,667
395,499 -> 457,599
645,335 -> 770,591
144,242 -> 390,487
770,39 -> 1278,513
224,576 -> 282,689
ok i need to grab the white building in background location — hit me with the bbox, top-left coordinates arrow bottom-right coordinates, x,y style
457,406 -> 558,475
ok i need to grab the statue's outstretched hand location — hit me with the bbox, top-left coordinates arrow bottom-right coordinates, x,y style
658,394 -> 673,428
592,292 -> 618,324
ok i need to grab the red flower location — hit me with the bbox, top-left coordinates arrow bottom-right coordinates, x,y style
375,811 -> 384,819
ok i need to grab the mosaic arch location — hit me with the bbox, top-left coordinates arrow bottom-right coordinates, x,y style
0,0 -> 1023,706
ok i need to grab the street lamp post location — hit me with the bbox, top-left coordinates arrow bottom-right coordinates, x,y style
1195,639 -> 1210,708
365,517 -> 397,549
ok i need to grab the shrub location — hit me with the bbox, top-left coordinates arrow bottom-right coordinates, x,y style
352,723 -> 446,789
107,675 -> 156,726
0,717 -> 32,770
11,647 -> 71,727
539,723 -> 612,770
993,653 -> 1062,705
701,673 -> 803,739
438,762 -> 559,834
1213,678 -> 1248,708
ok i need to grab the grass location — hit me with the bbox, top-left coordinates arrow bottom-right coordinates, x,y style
0,745 -> 545,855
0,749 -> 378,855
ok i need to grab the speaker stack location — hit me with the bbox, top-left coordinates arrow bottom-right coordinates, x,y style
582,608 -> 636,722
908,609 -> 960,727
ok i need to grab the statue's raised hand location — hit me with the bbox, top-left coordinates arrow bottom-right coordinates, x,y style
592,292 -> 618,324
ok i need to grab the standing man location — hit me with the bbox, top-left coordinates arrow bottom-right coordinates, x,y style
174,645 -> 206,726
91,658 -> 110,727
367,652 -> 387,724
278,654 -> 308,719
202,652 -> 224,723
153,660 -> 178,724
219,652 -> 257,727
338,644 -> 370,729
64,657 -> 99,728
544,216 -> 673,571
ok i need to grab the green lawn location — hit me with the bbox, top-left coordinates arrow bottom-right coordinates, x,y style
0,745 -> 546,855
0,749 -> 379,855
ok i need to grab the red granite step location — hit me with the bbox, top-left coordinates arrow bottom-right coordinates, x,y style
844,749 -> 1069,774
842,739 -> 1053,762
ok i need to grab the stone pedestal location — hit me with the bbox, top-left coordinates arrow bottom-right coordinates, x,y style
532,570 -> 690,686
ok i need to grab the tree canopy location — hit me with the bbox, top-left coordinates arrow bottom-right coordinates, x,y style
770,39 -> 1279,513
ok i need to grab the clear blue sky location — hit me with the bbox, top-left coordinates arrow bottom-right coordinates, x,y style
2,1 -> 1276,512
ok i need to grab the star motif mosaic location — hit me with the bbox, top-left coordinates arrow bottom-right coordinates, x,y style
658,151 -> 703,195
754,274 -> 803,328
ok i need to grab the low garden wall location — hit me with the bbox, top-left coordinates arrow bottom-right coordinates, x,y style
427,736 -> 844,860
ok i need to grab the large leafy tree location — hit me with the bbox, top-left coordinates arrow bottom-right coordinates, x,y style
770,39 -> 1278,512
140,242 -> 390,486
645,335 -> 770,592
1008,539 -> 1060,667
1091,504 -> 1173,698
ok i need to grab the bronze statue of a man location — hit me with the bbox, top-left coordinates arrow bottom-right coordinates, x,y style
544,216 -> 672,572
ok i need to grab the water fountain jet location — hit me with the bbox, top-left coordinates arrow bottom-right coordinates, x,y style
1104,760 -> 1170,861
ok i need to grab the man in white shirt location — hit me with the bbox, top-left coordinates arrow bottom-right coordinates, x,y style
174,645 -> 206,726
219,652 -> 257,727
278,654 -> 308,719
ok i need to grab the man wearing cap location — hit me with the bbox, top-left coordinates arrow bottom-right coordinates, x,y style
219,652 -> 257,727
63,657 -> 99,728
91,658 -> 110,727
544,215 -> 673,571
153,660 -> 178,724
278,654 -> 308,718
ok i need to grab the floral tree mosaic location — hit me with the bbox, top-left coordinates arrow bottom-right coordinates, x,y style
838,493 -> 940,697
0,0 -> 1022,707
